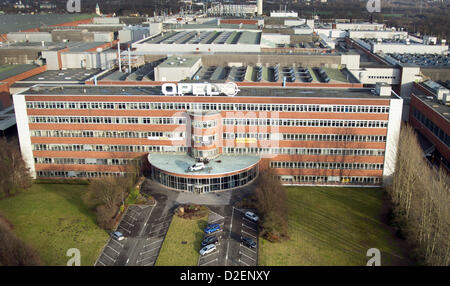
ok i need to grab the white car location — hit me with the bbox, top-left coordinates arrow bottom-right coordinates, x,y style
199,244 -> 216,256
245,211 -> 259,223
189,162 -> 205,172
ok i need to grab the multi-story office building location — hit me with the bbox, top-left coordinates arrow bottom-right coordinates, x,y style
409,81 -> 450,171
14,83 -> 402,192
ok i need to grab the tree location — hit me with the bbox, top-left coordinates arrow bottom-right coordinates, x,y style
0,137 -> 32,198
253,168 -> 288,242
0,219 -> 42,266
387,124 -> 450,266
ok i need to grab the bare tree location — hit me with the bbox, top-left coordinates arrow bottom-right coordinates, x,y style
387,124 -> 450,266
0,137 -> 32,198
254,167 -> 288,241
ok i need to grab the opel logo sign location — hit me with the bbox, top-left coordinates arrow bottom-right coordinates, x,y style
220,82 -> 240,97
161,82 -> 240,97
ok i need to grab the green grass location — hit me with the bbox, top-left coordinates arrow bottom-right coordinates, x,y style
0,184 -> 108,266
258,187 -> 412,266
155,215 -> 207,266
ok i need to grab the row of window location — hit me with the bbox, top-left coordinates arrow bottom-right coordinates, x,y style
223,118 -> 388,128
32,144 -> 188,153
28,129 -> 386,143
29,116 -> 187,125
412,107 -> 450,147
223,133 -> 270,140
223,147 -> 385,156
31,143 -> 385,157
26,101 -> 391,113
34,157 -> 135,165
278,175 -> 382,184
282,134 -> 387,142
270,161 -> 384,170
37,171 -> 126,178
192,120 -> 218,128
368,75 -> 396,80
30,130 -> 185,139
28,116 -> 388,129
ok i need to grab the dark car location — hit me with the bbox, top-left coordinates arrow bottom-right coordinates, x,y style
241,237 -> 256,249
201,235 -> 218,247
204,223 -> 221,234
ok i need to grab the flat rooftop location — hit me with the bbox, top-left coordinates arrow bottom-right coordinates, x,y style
17,69 -> 102,83
413,84 -> 450,121
20,84 -> 396,99
158,56 -> 201,68
148,154 -> 260,176
0,64 -> 39,81
143,30 -> 261,45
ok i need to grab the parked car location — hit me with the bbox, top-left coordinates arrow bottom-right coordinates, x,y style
204,223 -> 221,234
244,211 -> 259,222
241,237 -> 257,249
201,235 -> 219,247
111,231 -> 125,241
189,162 -> 205,172
199,244 -> 217,256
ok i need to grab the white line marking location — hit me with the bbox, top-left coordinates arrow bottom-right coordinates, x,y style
140,247 -> 159,255
144,239 -> 163,247
240,251 -> 256,262
118,226 -> 131,234
241,230 -> 256,239
106,245 -> 120,254
102,253 -> 116,262
200,250 -> 219,259
240,259 -> 250,266
243,217 -> 258,225
242,223 -> 257,232
110,239 -> 124,248
97,260 -> 106,266
144,261 -> 155,266
123,220 -> 135,227
199,258 -> 218,266
240,244 -> 257,254
137,254 -> 158,263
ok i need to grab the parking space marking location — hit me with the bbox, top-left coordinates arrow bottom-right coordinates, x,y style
243,217 -> 258,225
199,250 -> 219,260
109,239 -> 124,248
106,245 -> 120,255
140,247 -> 160,255
97,260 -> 106,266
239,251 -> 256,262
144,261 -> 156,266
242,223 -> 257,232
137,254 -> 158,264
144,239 -> 163,247
123,220 -> 135,227
102,253 -> 116,263
199,258 -> 218,266
125,214 -> 137,221
117,226 -> 131,234
240,244 -> 257,254
239,259 -> 250,266
127,208 -> 141,217
241,230 -> 257,239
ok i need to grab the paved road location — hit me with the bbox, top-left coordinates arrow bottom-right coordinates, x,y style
95,178 -> 258,266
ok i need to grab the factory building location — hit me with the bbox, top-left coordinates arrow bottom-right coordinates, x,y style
13,82 -> 403,191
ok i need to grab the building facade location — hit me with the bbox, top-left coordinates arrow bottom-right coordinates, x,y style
14,84 -> 403,192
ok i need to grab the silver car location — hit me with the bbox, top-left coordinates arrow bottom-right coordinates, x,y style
199,244 -> 216,256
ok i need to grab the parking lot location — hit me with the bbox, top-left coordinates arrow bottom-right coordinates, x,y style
95,205 -> 152,266
226,207 -> 258,266
197,211 -> 226,266
134,214 -> 173,266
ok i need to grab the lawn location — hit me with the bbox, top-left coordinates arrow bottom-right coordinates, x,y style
155,215 -> 208,266
258,187 -> 413,266
0,183 -> 108,266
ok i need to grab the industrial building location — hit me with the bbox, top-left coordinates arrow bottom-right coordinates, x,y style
13,82 -> 402,191
409,81 -> 450,172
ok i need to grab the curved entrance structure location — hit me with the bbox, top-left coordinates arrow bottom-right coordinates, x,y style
148,154 -> 260,193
